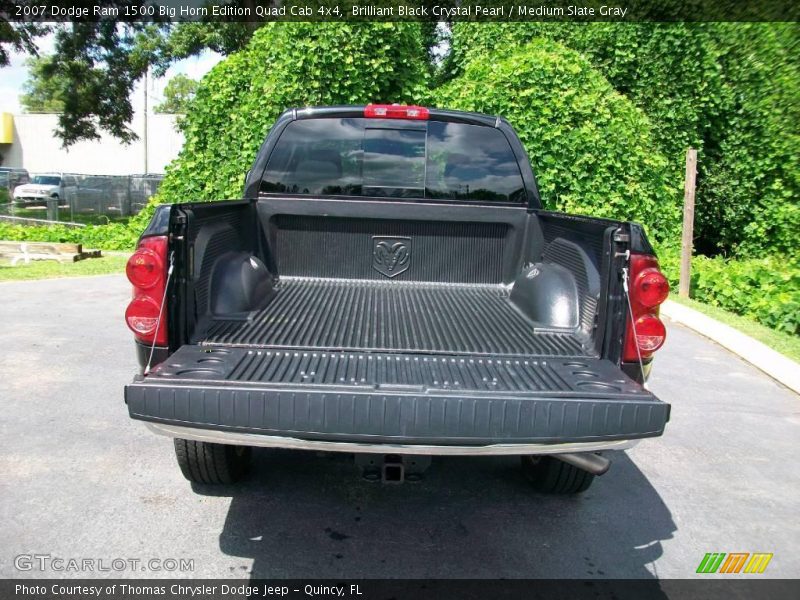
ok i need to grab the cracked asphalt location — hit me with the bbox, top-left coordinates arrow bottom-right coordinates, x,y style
1,274 -> 798,580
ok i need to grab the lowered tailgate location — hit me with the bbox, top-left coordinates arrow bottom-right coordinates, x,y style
126,345 -> 669,446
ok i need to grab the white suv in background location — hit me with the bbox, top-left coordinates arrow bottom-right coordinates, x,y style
13,173 -> 65,207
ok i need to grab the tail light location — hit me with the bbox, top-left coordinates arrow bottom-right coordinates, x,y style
125,235 -> 168,346
634,266 -> 670,308
623,253 -> 669,361
365,104 -> 429,120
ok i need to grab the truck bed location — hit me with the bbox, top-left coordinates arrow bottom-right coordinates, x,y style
201,277 -> 591,358
126,198 -> 670,446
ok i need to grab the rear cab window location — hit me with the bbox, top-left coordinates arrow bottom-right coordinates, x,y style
259,118 -> 526,204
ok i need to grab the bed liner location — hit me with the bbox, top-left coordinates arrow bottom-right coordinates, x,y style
199,277 -> 593,358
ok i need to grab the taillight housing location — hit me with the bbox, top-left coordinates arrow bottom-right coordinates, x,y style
364,104 -> 430,120
634,266 -> 670,308
126,246 -> 164,289
623,253 -> 669,361
125,235 -> 168,346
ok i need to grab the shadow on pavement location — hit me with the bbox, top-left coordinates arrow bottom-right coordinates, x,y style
197,449 -> 674,581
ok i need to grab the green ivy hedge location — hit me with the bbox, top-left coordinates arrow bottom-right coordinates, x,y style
434,38 -> 680,243
691,257 -> 799,335
446,22 -> 800,260
156,21 -> 430,207
700,24 -> 800,260
0,222 -> 137,251
656,246 -> 800,335
445,22 -> 727,169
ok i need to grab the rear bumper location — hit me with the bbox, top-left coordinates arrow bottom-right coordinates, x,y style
144,421 -> 641,456
125,379 -> 669,449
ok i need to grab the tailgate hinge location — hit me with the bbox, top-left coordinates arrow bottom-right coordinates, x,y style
613,231 -> 630,243
171,213 -> 188,242
613,229 -> 630,258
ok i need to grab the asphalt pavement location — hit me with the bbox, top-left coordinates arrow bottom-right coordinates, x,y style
1,274 -> 798,580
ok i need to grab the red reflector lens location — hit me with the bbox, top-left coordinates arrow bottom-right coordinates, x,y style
633,314 -> 667,354
125,295 -> 161,336
365,104 -> 429,120
635,268 -> 670,308
125,234 -> 169,349
624,252 -> 669,363
126,248 -> 163,289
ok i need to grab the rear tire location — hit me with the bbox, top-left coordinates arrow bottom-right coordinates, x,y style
521,455 -> 595,494
174,439 -> 251,484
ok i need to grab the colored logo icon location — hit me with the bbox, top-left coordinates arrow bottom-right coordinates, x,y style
696,552 -> 773,574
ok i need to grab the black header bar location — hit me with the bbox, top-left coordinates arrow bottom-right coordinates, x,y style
4,579 -> 800,600
3,1 -> 799,23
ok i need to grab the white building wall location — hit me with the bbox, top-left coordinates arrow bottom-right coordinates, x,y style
2,112 -> 184,175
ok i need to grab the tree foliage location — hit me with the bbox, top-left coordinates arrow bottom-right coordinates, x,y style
42,21 -> 157,145
154,74 -> 199,114
435,38 -> 679,242
0,1 -> 49,66
5,18 -> 248,146
156,22 -> 429,205
2,2 -> 252,144
19,55 -> 67,113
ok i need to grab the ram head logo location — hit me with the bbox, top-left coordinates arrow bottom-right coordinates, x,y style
372,236 -> 411,278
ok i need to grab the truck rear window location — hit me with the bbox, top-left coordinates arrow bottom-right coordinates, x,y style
259,118 -> 526,203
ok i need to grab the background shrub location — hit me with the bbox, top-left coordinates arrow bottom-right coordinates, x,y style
446,22 -> 800,259
657,248 -> 800,335
156,22 -> 430,208
435,38 -> 680,242
0,222 -> 137,251
700,24 -> 800,259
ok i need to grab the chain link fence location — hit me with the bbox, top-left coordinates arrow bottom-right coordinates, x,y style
0,173 -> 163,226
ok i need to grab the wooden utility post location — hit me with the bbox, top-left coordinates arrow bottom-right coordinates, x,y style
679,148 -> 697,298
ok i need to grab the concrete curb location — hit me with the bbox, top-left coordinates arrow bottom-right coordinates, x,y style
661,299 -> 800,395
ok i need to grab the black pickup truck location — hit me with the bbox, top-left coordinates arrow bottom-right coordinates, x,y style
124,105 -> 670,494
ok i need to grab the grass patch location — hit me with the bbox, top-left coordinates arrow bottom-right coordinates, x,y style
0,255 -> 129,281
673,296 -> 800,363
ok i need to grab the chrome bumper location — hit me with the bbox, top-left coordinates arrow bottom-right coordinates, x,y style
145,422 -> 640,456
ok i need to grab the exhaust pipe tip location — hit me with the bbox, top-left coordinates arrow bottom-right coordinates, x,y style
555,452 -> 611,476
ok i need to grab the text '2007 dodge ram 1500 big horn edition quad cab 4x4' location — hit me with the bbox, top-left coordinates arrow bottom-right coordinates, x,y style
124,105 -> 671,494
